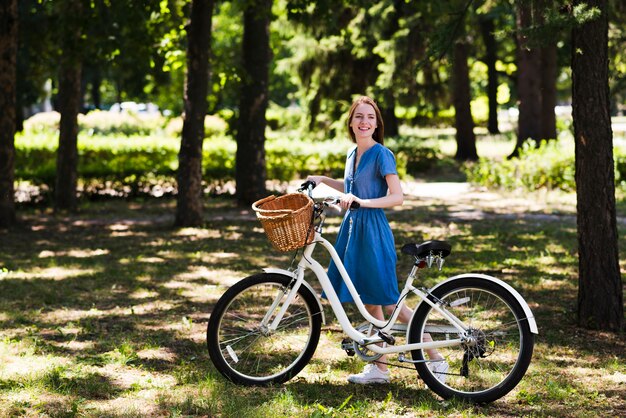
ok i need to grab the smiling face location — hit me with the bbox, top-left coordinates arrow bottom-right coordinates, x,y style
350,103 -> 377,141
346,97 -> 385,144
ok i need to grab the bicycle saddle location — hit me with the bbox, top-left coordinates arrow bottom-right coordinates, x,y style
401,240 -> 451,258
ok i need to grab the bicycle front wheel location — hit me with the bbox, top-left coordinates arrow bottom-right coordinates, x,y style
207,273 -> 322,385
408,277 -> 534,403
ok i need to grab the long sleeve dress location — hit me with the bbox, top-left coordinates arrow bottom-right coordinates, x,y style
325,142 -> 400,306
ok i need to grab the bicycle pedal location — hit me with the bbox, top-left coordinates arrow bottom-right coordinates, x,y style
341,338 -> 355,356
377,330 -> 395,345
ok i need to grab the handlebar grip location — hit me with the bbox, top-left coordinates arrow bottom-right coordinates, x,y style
299,180 -> 317,191
350,201 -> 360,210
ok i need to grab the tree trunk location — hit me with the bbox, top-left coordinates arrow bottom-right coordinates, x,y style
235,0 -> 272,205
540,43 -> 557,140
55,0 -> 83,212
381,89 -> 398,138
0,0 -> 17,228
452,41 -> 478,161
479,15 -> 499,134
510,0 -> 542,157
175,0 -> 214,227
55,63 -> 81,211
92,69 -> 102,109
572,0 -> 623,331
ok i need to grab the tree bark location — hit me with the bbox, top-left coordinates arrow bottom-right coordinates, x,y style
235,0 -> 272,205
0,0 -> 17,228
511,0 -> 542,157
452,40 -> 478,161
55,0 -> 83,212
572,0 -> 623,331
175,0 -> 214,227
479,15 -> 500,134
540,43 -> 557,140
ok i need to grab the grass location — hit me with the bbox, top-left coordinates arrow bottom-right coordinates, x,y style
0,185 -> 625,417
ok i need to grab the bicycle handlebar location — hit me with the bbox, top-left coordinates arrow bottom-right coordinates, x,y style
298,181 -> 360,210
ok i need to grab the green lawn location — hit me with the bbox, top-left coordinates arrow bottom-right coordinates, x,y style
0,187 -> 624,417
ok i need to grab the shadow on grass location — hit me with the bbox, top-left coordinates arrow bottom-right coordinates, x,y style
0,194 -> 624,416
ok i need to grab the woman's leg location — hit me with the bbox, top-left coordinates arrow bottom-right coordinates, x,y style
384,304 -> 443,360
364,304 -> 389,372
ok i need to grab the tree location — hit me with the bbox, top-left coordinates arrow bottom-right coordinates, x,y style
235,0 -> 273,205
0,0 -> 17,228
511,0 -> 542,158
175,0 -> 215,227
539,42 -> 557,140
572,0 -> 623,331
54,0 -> 83,212
452,39 -> 478,161
479,12 -> 500,134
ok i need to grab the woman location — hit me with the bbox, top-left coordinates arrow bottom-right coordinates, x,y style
308,96 -> 448,384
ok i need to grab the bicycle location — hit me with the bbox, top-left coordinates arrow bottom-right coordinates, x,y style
207,181 -> 538,403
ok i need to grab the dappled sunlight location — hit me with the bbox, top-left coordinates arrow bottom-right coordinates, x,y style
604,371 -> 626,385
110,230 -> 148,237
185,267 -> 246,288
127,300 -> 176,316
100,363 -> 177,391
129,288 -> 160,300
136,347 -> 177,363
1,188 -> 624,416
4,266 -> 99,281
109,223 -> 130,231
202,252 -> 238,263
175,227 -> 221,239
135,256 -> 166,263
38,248 -> 110,258
0,340 -> 69,379
40,303 -> 175,324
2,391 -> 71,415
84,393 -> 161,417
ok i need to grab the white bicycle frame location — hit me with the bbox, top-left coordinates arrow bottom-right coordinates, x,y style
262,230 -> 471,356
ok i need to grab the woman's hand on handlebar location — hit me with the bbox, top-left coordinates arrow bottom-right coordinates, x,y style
306,175 -> 325,187
340,193 -> 361,210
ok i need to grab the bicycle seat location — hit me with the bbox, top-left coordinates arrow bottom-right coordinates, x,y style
401,240 -> 451,258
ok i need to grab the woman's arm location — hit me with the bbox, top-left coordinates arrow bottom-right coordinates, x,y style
340,174 -> 403,209
307,175 -> 345,193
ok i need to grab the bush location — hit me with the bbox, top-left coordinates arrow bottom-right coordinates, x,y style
164,114 -> 228,138
22,111 -> 61,134
14,130 -> 446,196
80,110 -> 166,136
464,138 -> 626,192
386,136 -> 442,178
23,111 -> 167,137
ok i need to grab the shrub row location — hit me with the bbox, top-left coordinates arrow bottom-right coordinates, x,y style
14,133 -> 444,188
23,111 -> 228,138
465,138 -> 626,191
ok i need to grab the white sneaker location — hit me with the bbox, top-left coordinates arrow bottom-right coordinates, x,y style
347,364 -> 390,384
428,360 -> 449,384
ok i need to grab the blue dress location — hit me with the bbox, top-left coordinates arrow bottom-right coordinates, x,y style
326,143 -> 400,305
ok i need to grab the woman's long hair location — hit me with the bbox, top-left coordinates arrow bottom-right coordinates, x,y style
346,96 -> 385,145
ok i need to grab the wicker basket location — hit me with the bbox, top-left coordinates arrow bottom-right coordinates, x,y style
252,193 -> 315,252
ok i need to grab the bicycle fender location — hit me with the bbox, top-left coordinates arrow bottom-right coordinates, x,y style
431,273 -> 538,334
262,268 -> 326,325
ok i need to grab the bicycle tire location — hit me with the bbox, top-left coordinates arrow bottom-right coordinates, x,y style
408,277 -> 534,403
207,273 -> 322,385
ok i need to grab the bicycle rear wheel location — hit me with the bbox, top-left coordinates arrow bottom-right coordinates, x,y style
408,277 -> 534,403
207,273 -> 322,385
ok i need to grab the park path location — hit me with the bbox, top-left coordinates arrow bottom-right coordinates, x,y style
306,180 -> 585,224
401,181 -> 580,223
